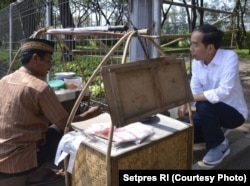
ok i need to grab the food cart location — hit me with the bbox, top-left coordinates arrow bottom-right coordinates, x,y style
7,27 -> 194,186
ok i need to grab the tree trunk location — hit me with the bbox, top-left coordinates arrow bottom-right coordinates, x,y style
58,0 -> 75,62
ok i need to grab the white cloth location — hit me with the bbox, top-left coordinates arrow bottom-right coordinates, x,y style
191,49 -> 248,120
54,130 -> 87,173
54,123 -> 155,172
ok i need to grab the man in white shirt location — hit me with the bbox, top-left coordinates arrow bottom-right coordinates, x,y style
178,23 -> 248,165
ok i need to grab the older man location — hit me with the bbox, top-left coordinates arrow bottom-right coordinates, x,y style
0,38 -> 102,185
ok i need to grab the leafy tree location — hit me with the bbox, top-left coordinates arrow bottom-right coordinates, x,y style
0,0 -> 15,9
17,0 -> 41,38
58,0 -> 75,61
234,0 -> 248,49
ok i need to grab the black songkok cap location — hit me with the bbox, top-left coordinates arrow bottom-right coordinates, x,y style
20,38 -> 55,54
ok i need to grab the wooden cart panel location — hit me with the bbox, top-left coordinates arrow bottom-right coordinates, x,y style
101,57 -> 193,127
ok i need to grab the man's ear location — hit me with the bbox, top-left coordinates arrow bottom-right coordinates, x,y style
32,53 -> 38,59
207,44 -> 215,53
31,53 -> 39,64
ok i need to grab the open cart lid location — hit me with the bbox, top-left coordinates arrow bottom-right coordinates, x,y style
101,57 -> 193,128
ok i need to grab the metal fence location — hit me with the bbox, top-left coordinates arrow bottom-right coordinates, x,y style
0,0 -> 133,108
0,0 -> 130,69
1,0 -> 46,65
0,0 -> 239,78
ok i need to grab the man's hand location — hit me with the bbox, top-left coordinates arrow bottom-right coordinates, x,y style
178,104 -> 188,120
84,105 -> 104,119
74,105 -> 104,122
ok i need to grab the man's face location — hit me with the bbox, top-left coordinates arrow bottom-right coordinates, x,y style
32,53 -> 53,77
189,31 -> 209,61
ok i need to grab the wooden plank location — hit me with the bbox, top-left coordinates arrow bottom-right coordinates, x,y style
101,57 -> 193,127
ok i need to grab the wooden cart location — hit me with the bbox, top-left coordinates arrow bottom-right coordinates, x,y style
64,55 -> 194,186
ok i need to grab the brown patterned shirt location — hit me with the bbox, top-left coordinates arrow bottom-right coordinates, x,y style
0,67 -> 68,173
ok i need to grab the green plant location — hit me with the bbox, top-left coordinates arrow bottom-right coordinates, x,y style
89,82 -> 105,97
235,49 -> 249,60
51,55 -> 105,98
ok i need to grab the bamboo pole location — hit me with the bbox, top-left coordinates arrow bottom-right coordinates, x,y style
64,30 -> 135,186
161,38 -> 183,48
121,30 -> 137,64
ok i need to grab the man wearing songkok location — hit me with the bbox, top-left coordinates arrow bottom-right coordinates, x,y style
0,38 -> 102,185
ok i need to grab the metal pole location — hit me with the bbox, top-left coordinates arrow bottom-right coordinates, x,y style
46,0 -> 52,81
152,0 -> 162,58
9,0 -> 24,64
46,0 -> 52,28
9,3 -> 14,64
129,0 -> 153,62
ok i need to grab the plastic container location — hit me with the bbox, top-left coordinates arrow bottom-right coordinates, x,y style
55,72 -> 75,80
64,76 -> 82,89
48,80 -> 65,90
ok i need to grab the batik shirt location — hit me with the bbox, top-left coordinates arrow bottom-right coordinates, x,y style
0,67 -> 68,173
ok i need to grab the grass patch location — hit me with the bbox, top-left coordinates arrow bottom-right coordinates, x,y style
235,49 -> 250,60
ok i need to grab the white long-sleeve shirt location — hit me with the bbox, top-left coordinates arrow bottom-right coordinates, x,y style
191,49 -> 248,120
